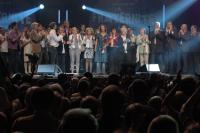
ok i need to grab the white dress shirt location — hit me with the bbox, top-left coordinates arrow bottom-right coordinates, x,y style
48,29 -> 62,47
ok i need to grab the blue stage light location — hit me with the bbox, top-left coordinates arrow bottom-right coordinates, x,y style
82,5 -> 86,10
39,4 -> 44,10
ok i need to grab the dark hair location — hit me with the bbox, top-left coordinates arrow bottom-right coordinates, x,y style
49,22 -> 57,29
108,74 -> 120,86
9,22 -> 17,29
100,85 -> 125,115
30,86 -> 55,111
147,115 -> 179,133
81,96 -> 100,116
60,108 -> 98,133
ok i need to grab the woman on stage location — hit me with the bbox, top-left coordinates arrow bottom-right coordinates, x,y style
83,27 -> 95,73
94,24 -> 109,74
68,27 -> 82,73
136,28 -> 150,66
108,28 -> 119,74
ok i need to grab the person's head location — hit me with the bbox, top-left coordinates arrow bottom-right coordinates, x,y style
166,21 -> 173,30
48,83 -> 64,97
84,72 -> 93,81
24,86 -> 39,110
49,22 -> 57,30
30,86 -> 55,112
86,27 -> 94,36
108,74 -> 120,86
147,115 -> 179,133
125,103 -> 156,133
148,96 -> 162,113
23,25 -> 30,32
81,24 -> 86,31
77,80 -> 90,97
18,83 -> 32,106
140,28 -> 146,35
72,27 -> 78,34
128,79 -> 150,104
180,76 -> 197,97
63,20 -> 70,28
99,24 -> 107,33
120,25 -> 128,35
155,22 -> 161,29
171,91 -> 187,111
59,26 -> 65,34
181,24 -> 188,32
59,108 -> 98,133
111,28 -> 117,35
100,85 -> 125,116
81,96 -> 100,116
191,25 -> 198,35
31,22 -> 39,31
10,22 -> 18,30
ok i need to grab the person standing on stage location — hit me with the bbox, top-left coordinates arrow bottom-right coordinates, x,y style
94,24 -> 109,74
179,24 -> 190,74
118,25 -> 134,75
136,28 -> 150,66
62,21 -> 71,73
7,22 -> 21,74
20,26 -> 31,73
190,25 -> 200,73
30,22 -> 44,65
83,27 -> 95,73
68,27 -> 83,73
165,21 -> 179,74
48,22 -> 63,65
57,26 -> 67,72
0,28 -> 8,68
149,22 -> 165,71
108,27 -> 119,74
128,28 -> 137,65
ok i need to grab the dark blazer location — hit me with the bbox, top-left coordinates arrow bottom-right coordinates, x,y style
118,36 -> 136,64
165,29 -> 179,51
149,30 -> 165,53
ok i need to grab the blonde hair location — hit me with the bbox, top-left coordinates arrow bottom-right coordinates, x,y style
86,27 -> 94,35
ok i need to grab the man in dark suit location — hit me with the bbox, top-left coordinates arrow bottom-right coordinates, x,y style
165,21 -> 179,74
149,22 -> 165,72
12,87 -> 59,133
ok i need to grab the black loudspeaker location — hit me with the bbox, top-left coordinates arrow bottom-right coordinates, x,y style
37,64 -> 63,76
138,64 -> 160,72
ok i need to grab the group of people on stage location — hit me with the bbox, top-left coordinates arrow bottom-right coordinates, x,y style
0,20 -> 200,75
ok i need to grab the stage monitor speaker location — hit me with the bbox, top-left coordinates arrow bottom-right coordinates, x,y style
37,64 -> 63,76
138,64 -> 160,72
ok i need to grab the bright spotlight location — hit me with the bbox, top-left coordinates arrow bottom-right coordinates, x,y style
39,4 -> 44,10
82,5 -> 86,10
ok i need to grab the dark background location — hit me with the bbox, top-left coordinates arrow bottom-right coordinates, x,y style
0,0 -> 200,29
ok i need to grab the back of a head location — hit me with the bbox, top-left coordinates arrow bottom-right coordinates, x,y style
60,108 -> 98,133
101,85 -> 125,115
180,77 -> 197,97
30,86 -> 55,111
128,79 -> 150,103
108,74 -> 120,86
147,115 -> 179,133
81,96 -> 100,116
148,96 -> 162,113
77,80 -> 90,97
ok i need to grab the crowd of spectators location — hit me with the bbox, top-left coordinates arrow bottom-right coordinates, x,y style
0,71 -> 200,133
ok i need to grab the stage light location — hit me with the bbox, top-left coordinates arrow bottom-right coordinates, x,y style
39,4 -> 44,10
82,5 -> 86,10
